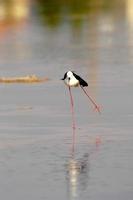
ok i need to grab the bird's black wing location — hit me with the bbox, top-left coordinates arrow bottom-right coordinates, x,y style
73,72 -> 88,87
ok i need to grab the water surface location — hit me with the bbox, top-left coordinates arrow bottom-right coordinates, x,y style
0,0 -> 133,199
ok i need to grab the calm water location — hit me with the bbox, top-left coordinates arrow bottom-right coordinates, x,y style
0,0 -> 133,199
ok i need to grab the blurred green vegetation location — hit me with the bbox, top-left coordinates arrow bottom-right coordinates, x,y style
36,0 -> 125,28
0,0 -> 126,28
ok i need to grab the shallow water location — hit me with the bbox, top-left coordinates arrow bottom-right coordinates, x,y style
0,0 -> 133,199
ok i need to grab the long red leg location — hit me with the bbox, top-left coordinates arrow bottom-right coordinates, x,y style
68,86 -> 76,129
68,86 -> 76,154
80,86 -> 101,114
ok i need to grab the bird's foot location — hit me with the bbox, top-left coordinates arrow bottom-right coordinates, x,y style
93,105 -> 101,114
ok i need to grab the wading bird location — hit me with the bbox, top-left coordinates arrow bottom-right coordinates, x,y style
61,71 -> 100,129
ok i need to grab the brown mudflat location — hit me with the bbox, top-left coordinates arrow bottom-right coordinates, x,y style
0,75 -> 49,83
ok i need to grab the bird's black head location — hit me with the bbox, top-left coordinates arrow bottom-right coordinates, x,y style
61,72 -> 67,80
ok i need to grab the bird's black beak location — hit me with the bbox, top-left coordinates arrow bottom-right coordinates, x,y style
61,78 -> 64,80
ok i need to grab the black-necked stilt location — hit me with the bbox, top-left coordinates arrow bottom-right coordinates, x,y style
61,71 -> 101,153
61,71 -> 100,127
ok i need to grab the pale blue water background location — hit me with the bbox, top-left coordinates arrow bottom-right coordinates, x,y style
0,0 -> 133,199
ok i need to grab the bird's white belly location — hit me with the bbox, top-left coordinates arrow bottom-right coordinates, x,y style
65,78 -> 79,87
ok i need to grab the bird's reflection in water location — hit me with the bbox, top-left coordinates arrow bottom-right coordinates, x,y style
66,135 -> 101,199
66,153 -> 89,199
